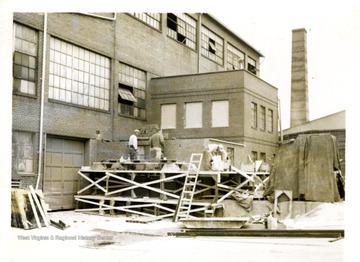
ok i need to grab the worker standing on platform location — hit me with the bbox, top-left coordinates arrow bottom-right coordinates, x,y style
201,145 -> 213,171
128,129 -> 140,160
149,129 -> 165,160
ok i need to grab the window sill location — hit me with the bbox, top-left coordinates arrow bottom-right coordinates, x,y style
18,172 -> 36,177
49,99 -> 111,113
13,91 -> 37,99
117,113 -> 147,121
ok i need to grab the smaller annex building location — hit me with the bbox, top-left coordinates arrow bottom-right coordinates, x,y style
149,69 -> 278,165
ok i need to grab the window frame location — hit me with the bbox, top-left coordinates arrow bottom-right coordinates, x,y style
227,43 -> 245,70
267,109 -> 274,133
185,102 -> 203,128
211,100 -> 229,127
118,62 -> 147,119
12,131 -> 35,175
259,105 -> 266,131
13,23 -> 38,96
201,25 -> 224,65
260,152 -> 266,162
166,13 -> 197,50
251,102 -> 258,129
48,37 -> 111,111
251,151 -> 258,161
132,13 -> 161,31
247,56 -> 257,75
161,104 -> 177,129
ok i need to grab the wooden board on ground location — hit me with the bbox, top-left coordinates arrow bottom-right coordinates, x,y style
180,217 -> 250,229
126,216 -> 163,224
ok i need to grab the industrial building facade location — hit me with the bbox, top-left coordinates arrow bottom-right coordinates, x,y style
12,13 -> 278,209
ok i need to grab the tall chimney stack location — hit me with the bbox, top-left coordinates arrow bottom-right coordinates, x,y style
290,28 -> 309,127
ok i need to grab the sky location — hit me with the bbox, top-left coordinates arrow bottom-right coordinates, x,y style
211,1 -> 359,129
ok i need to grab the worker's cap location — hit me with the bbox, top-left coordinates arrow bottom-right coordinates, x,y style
134,129 -> 140,133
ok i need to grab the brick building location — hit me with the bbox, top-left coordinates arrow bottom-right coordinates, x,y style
12,13 -> 278,209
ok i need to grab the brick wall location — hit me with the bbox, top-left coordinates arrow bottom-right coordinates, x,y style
11,12 -> 277,188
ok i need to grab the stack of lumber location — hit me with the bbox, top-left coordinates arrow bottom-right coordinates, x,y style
11,185 -> 49,229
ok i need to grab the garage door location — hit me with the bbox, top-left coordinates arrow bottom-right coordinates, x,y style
43,137 -> 84,210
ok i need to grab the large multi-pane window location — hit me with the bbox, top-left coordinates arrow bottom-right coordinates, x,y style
247,56 -> 257,75
201,26 -> 224,64
12,131 -> 34,174
161,104 -> 176,129
132,13 -> 161,30
227,44 -> 245,70
185,102 -> 202,128
49,37 -> 110,110
259,105 -> 266,131
267,109 -> 274,133
251,102 -> 258,128
167,13 -> 197,49
212,100 -> 229,127
13,23 -> 38,95
118,63 -> 146,118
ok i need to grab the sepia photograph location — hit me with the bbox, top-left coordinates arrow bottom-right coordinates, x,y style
1,0 -> 359,261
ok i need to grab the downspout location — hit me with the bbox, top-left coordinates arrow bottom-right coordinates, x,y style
111,14 -> 117,142
36,12 -> 47,189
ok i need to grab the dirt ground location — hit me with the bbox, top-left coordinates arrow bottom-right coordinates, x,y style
6,205 -> 347,262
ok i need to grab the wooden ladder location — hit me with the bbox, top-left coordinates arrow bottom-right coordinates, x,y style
173,153 -> 203,222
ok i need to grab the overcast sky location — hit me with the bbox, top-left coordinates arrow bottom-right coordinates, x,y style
211,0 -> 359,129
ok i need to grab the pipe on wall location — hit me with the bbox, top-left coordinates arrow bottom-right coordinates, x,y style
36,12 -> 47,190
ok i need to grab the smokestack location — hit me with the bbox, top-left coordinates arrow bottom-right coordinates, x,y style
290,28 -> 309,127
